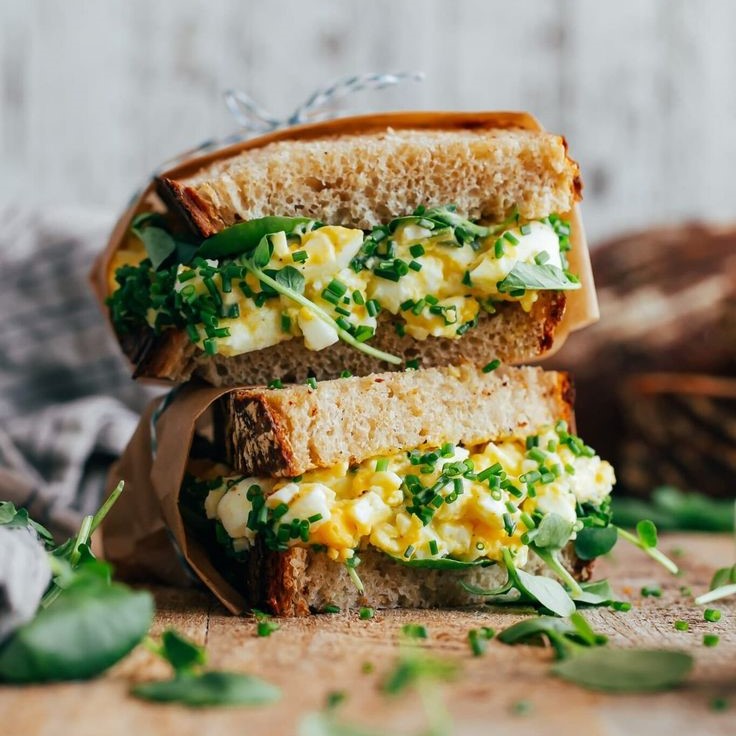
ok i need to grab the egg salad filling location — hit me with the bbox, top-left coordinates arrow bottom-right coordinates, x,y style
186,421 -> 614,573
108,206 -> 581,363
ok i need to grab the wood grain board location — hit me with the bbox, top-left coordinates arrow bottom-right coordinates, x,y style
1,532 -> 734,736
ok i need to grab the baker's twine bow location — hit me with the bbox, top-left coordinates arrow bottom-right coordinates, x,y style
150,70 -> 424,179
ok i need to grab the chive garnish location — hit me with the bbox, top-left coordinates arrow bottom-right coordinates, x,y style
482,359 -> 501,373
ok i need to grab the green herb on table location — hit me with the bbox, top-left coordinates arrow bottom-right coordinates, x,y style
641,584 -> 662,598
674,620 -> 689,632
253,609 -> 280,637
498,613 -> 693,693
616,520 -> 679,575
467,627 -> 495,656
703,634 -> 720,648
695,564 -> 736,605
0,482 -> 154,684
704,608 -> 721,623
133,628 -> 281,707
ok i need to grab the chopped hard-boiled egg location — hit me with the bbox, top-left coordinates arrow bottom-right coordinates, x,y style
121,209 -> 574,359
203,424 -> 615,568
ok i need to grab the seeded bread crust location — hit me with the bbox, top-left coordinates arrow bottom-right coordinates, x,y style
247,545 -> 592,616
158,127 -> 581,237
220,365 -> 573,478
123,291 -> 566,386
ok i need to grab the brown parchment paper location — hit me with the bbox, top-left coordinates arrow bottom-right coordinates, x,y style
90,110 -> 598,372
102,383 -> 248,614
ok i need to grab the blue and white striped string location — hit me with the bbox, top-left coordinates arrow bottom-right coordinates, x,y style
127,71 -> 424,204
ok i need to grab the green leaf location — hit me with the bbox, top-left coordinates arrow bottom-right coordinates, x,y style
574,526 -> 618,560
197,217 -> 317,259
252,236 -> 273,268
132,671 -> 281,707
636,519 -> 658,548
133,225 -> 177,271
531,513 -> 574,550
497,615 -> 575,646
275,265 -> 306,294
497,263 -> 581,293
392,556 -> 494,570
381,652 -> 457,696
0,501 -> 54,546
157,629 -> 207,674
574,579 -> 616,606
552,649 -> 693,692
0,582 -> 153,683
514,568 -> 576,618
710,565 -> 736,590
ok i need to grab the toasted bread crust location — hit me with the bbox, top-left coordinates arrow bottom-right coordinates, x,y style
253,546 -> 592,616
221,365 -> 574,478
119,292 -> 566,386
157,127 -> 581,238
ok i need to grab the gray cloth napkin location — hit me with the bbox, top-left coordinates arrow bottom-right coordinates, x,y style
0,205 -> 155,539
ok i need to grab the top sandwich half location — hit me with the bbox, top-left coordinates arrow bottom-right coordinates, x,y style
102,113 -> 592,386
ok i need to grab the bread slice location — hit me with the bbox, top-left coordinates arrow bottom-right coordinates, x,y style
125,291 -> 566,386
159,128 -> 581,237
248,545 -> 591,616
219,364 -> 573,478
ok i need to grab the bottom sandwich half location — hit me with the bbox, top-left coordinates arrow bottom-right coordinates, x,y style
179,363 -> 615,615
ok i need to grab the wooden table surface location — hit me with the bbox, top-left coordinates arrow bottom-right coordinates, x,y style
1,532 -> 734,736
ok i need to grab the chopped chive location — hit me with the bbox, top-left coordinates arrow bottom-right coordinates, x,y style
462,270 -> 472,286
401,624 -> 427,639
400,299 -> 415,312
340,370 -> 352,378
268,378 -> 284,390
409,260 -> 422,272
321,289 -> 340,305
503,513 -> 516,536
280,313 -> 291,332
375,458 -> 389,472
257,620 -> 280,637
291,249 -> 308,263
704,608 -> 722,622
535,251 -> 550,265
440,442 -> 454,457
353,325 -> 375,343
323,605 -> 341,614
366,299 -> 380,317
203,337 -> 217,355
611,601 -> 632,612
404,545 -> 415,559
306,377 -> 318,389
395,323 -> 406,337
307,513 -> 323,524
704,634 -> 720,647
520,224 -> 532,235
326,278 -> 347,297
405,358 -> 420,370
503,231 -> 519,245
674,620 -> 689,631
428,539 -> 439,555
272,502 -> 289,518
641,585 -> 662,598
494,239 -> 505,258
352,290 -> 365,305
334,305 -> 351,317
359,606 -> 375,620
482,359 -> 501,373
409,243 -> 425,258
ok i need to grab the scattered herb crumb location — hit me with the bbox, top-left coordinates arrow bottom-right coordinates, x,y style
257,620 -> 279,637
401,623 -> 428,639
711,697 -> 729,711
704,608 -> 721,623
641,585 -> 662,598
361,662 -> 374,674
359,606 -> 375,620
326,691 -> 346,709
679,585 -> 692,596
468,627 -> 495,656
674,620 -> 689,632
611,601 -> 632,612
323,605 -> 341,614
512,699 -> 533,715
703,634 -> 720,647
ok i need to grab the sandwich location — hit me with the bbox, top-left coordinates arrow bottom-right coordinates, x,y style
179,363 -> 615,615
98,112 -> 596,387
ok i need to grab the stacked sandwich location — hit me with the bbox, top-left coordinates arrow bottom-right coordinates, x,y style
97,112 -> 615,615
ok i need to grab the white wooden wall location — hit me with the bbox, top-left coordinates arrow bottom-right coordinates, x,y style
1,0 -> 735,242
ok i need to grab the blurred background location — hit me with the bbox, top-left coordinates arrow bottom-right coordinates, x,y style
0,0 -> 734,531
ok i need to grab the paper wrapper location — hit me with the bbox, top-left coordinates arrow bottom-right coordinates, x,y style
102,383 -> 249,614
90,110 -> 599,373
